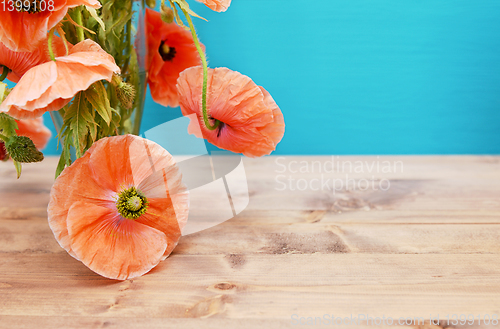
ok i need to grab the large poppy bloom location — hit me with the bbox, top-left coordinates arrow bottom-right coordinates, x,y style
48,134 -> 189,280
0,37 -> 68,83
0,0 -> 101,52
196,0 -> 231,12
146,8 -> 201,108
176,66 -> 285,157
0,39 -> 119,120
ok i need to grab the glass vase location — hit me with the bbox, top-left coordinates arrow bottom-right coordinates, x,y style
51,0 -> 148,152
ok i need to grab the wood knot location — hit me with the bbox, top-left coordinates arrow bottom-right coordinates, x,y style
214,282 -> 235,290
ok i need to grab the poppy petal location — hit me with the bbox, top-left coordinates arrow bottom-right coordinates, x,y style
138,167 -> 189,233
137,197 -> 183,259
196,0 -> 231,12
48,152 -> 116,258
67,201 -> 168,280
128,137 -> 179,186
88,135 -> 135,192
0,11 -> 51,52
257,87 -> 285,146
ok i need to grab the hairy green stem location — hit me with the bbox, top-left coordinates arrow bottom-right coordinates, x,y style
182,8 -> 220,131
131,70 -> 146,136
74,8 -> 85,42
48,29 -> 56,61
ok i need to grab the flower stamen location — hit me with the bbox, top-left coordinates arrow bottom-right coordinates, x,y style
116,187 -> 148,219
159,40 -> 176,61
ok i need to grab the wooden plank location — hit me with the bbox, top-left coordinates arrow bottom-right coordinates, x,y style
6,316 -> 496,329
0,156 -> 499,328
0,254 -> 499,319
2,211 -> 500,255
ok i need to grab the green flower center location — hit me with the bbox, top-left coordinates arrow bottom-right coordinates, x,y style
116,187 -> 148,219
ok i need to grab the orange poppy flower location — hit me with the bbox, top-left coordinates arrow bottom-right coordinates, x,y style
0,0 -> 101,52
48,134 -> 189,280
176,66 -> 285,157
146,8 -> 202,108
0,37 -> 68,83
0,39 -> 119,120
196,0 -> 231,12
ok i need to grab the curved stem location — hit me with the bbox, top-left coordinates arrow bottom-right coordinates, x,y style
182,8 -> 220,131
0,66 -> 10,82
56,26 -> 70,56
48,29 -> 56,61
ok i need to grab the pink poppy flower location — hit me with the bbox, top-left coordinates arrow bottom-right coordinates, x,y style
0,40 -> 120,120
0,0 -> 101,52
176,66 -> 285,157
48,134 -> 189,280
146,8 -> 202,108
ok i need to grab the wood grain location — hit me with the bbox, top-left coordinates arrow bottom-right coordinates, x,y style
0,156 -> 499,328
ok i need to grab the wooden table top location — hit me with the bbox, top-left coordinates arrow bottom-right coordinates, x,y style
0,156 -> 499,328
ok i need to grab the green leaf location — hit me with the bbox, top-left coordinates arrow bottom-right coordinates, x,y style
13,160 -> 22,179
85,82 -> 112,125
88,120 -> 98,143
171,0 -> 207,22
86,6 -> 106,32
168,0 -> 186,28
55,144 -> 71,179
0,113 -> 18,137
64,92 -> 91,158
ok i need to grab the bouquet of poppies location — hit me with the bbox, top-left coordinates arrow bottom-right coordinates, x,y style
0,0 -> 284,280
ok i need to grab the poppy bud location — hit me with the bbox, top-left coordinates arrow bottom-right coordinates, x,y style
5,136 -> 44,163
112,75 -> 136,110
146,0 -> 156,8
160,5 -> 174,24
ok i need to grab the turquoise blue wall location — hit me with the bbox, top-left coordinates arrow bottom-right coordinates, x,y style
38,1 -> 500,154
